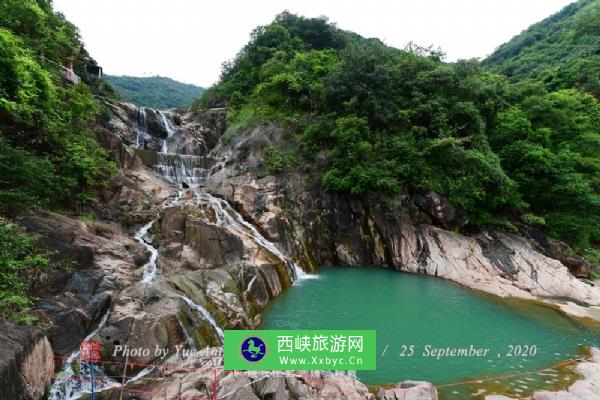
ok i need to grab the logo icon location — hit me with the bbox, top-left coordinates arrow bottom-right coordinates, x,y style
241,336 -> 266,362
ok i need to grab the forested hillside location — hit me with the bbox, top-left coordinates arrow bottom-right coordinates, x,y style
483,0 -> 600,98
195,10 -> 600,257
0,0 -> 116,322
104,75 -> 204,109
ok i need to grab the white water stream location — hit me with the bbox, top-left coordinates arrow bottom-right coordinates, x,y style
49,188 -> 185,399
50,107 -> 313,398
195,191 -> 315,282
159,111 -> 175,153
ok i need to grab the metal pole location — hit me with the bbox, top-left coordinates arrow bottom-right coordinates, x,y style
90,362 -> 95,400
213,368 -> 217,400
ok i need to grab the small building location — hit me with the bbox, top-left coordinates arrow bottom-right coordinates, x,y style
86,65 -> 103,79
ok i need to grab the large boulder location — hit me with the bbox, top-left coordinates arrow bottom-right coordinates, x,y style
241,264 -> 271,309
0,320 -> 54,400
520,225 -> 591,278
377,381 -> 438,400
414,191 -> 468,231
184,217 -> 245,266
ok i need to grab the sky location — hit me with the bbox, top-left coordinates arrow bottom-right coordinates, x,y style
53,0 -> 574,88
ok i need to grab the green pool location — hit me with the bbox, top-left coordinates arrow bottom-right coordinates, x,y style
261,266 -> 600,397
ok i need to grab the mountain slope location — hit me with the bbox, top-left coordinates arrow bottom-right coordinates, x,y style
104,75 -> 204,109
483,0 -> 600,97
194,11 -> 600,253
0,0 -> 118,323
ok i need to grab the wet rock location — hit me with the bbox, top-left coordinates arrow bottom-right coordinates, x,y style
0,320 -> 54,400
64,272 -> 98,296
161,206 -> 187,243
145,109 -> 170,139
242,265 -> 270,309
184,218 -> 244,265
258,264 -> 283,298
205,123 -> 600,320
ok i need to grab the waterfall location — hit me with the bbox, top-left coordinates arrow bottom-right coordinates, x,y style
135,190 -> 183,283
134,219 -> 159,283
178,295 -> 224,342
158,111 -> 175,153
48,312 -> 119,400
176,315 -> 196,348
49,191 -> 186,399
153,153 -> 208,185
135,107 -> 149,149
48,316 -> 157,400
195,191 -> 316,282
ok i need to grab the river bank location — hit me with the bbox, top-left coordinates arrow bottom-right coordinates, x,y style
3,101 -> 599,400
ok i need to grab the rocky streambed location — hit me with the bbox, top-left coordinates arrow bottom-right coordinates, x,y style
2,102 -> 600,400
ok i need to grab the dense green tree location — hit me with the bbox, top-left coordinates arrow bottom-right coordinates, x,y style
0,1 -> 115,214
0,217 -> 49,324
195,10 -> 600,250
0,0 -> 118,323
483,0 -> 600,99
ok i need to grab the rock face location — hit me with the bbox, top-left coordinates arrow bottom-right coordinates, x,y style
104,100 -> 227,157
19,210 -> 148,355
11,103 -> 597,400
101,361 -> 378,400
0,320 -> 54,400
414,191 -> 468,230
90,191 -> 294,377
205,123 -> 600,321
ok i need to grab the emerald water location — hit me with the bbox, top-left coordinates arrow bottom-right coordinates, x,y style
262,266 -> 600,396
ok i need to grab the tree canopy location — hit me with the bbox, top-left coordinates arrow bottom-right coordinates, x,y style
195,8 -> 600,250
483,0 -> 600,99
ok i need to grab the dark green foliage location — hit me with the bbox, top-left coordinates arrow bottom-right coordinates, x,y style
0,0 -> 115,215
491,89 -> 600,247
263,146 -> 299,173
0,138 -> 58,214
0,217 -> 49,324
196,10 -> 600,250
104,75 -> 205,109
483,0 -> 600,98
0,0 -> 117,324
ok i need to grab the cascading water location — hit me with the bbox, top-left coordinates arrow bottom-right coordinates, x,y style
48,312 -> 119,399
50,109 -> 232,399
178,295 -> 224,341
49,191 -> 186,399
153,153 -> 208,185
195,191 -> 316,282
135,107 -> 149,149
135,190 -> 183,282
158,111 -> 175,153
